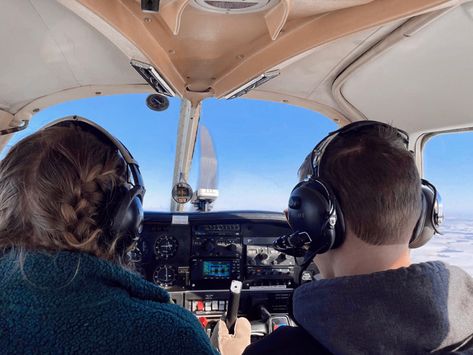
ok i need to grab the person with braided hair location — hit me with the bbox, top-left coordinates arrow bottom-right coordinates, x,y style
0,120 -> 220,354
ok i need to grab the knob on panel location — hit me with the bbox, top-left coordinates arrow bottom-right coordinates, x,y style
256,252 -> 268,260
203,240 -> 215,252
276,253 -> 287,263
226,244 -> 237,252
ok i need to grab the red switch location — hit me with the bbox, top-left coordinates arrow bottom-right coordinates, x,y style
198,317 -> 208,328
196,300 -> 204,312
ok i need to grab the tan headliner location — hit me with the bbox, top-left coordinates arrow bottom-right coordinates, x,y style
77,0 -> 450,103
0,0 -> 464,155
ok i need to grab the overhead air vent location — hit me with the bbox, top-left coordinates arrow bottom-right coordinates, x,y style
224,69 -> 280,99
131,59 -> 176,97
191,0 -> 277,14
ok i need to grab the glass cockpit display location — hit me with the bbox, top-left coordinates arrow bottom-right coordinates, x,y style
203,260 -> 231,278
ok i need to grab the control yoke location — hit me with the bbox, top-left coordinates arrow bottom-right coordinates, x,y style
225,280 -> 242,334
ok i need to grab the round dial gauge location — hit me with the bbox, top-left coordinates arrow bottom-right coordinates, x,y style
154,235 -> 178,259
153,265 -> 176,287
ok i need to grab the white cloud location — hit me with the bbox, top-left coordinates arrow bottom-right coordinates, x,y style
211,172 -> 290,212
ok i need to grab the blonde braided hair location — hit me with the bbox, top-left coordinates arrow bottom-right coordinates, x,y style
0,124 -> 130,264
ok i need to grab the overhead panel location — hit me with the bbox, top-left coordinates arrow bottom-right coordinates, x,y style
337,2 -> 473,134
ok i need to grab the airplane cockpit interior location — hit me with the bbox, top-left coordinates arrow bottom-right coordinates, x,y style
1,0 -> 473,350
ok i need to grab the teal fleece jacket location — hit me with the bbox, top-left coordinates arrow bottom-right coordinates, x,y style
0,251 -> 218,354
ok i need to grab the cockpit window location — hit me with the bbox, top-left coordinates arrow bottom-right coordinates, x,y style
187,98 -> 337,212
411,131 -> 473,275
0,95 -> 336,213
0,94 -> 180,211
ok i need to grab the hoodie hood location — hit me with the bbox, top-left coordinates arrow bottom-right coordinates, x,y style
293,261 -> 473,354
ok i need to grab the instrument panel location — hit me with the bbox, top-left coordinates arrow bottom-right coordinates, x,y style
136,211 -> 299,290
134,211 -> 312,319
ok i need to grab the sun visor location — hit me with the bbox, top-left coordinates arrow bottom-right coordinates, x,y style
334,3 -> 473,134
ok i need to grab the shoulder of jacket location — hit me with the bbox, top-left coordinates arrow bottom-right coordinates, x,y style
115,299 -> 217,353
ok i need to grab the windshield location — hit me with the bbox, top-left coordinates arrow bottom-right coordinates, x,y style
0,94 -> 336,212
188,98 -> 336,211
1,94 -> 180,210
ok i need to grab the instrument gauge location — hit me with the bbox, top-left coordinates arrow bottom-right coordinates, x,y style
154,235 -> 178,259
153,265 -> 176,287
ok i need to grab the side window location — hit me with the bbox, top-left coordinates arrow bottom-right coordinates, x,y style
411,131 -> 473,275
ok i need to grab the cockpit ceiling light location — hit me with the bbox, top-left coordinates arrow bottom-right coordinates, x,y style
223,69 -> 280,99
131,59 -> 176,97
191,0 -> 277,14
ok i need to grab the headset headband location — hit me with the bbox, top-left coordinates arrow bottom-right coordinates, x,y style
43,115 -> 145,193
310,120 -> 409,178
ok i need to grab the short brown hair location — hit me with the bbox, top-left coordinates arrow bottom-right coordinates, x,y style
301,125 -> 422,245
0,125 -> 129,263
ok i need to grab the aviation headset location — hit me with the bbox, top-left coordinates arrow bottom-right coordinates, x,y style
274,121 -> 443,266
43,116 -> 145,252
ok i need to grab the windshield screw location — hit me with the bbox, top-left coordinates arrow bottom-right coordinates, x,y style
144,17 -> 152,23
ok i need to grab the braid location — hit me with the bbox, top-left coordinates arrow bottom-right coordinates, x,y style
58,161 -> 125,257
0,124 -> 128,264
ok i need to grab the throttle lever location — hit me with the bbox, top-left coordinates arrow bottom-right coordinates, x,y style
225,280 -> 242,334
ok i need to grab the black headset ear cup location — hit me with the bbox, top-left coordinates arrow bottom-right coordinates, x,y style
98,186 -> 144,256
115,187 -> 144,235
330,197 -> 345,250
126,194 -> 144,237
107,186 -> 131,234
410,192 -> 428,248
287,179 -> 345,254
105,185 -> 144,247
410,180 -> 440,248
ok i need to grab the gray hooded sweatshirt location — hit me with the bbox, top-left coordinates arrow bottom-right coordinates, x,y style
292,261 -> 473,354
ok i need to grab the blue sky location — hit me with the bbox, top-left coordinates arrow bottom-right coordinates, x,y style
423,132 -> 473,218
1,93 -> 472,219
